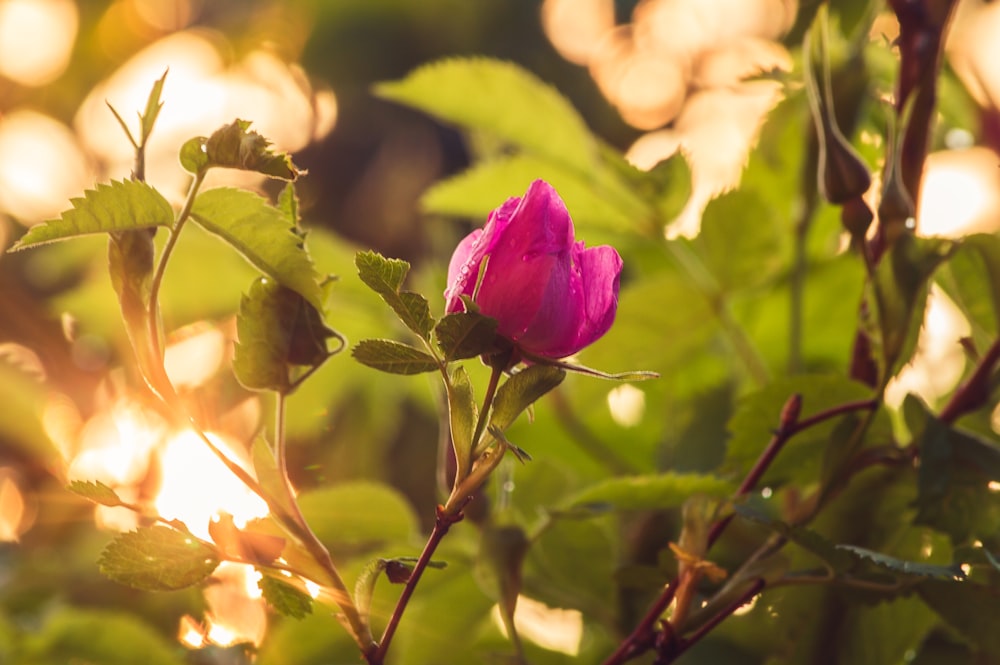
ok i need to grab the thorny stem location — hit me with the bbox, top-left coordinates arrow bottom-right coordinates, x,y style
374,358 -> 508,664
147,170 -> 206,358
605,394 -> 879,665
373,500 -> 471,664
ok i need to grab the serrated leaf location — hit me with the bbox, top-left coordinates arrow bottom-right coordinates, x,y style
140,69 -> 168,143
911,398 -> 1000,542
566,473 -> 735,511
725,374 -> 875,484
259,575 -> 313,619
99,526 -> 219,591
9,180 -> 174,251
185,119 -> 301,179
919,579 -> 1000,656
376,58 -> 597,172
937,233 -> 1000,342
421,154 -> 646,232
190,187 -> 323,309
355,559 -> 387,628
435,312 -> 498,361
67,480 -> 122,507
447,366 -> 477,483
836,545 -> 964,580
351,339 -> 439,375
490,365 -> 565,432
355,251 -> 433,339
234,277 -> 339,392
277,182 -> 300,226
251,435 -> 299,522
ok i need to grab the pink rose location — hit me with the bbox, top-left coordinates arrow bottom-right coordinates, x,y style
444,180 -> 622,359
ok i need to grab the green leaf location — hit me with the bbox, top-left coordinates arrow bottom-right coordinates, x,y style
352,339 -> 439,375
190,187 -> 323,309
355,251 -> 433,339
434,312 -> 497,361
179,136 -> 209,174
140,69 -> 168,144
259,575 -> 313,619
23,608 -> 185,665
738,505 -> 964,581
277,181 -> 300,225
234,277 -> 340,392
490,365 -> 566,431
9,179 -> 174,250
447,366 -> 477,483
99,525 -> 219,591
918,579 -> 1000,657
421,154 -> 646,232
911,398 -> 1000,542
476,524 -> 530,652
566,473 -> 735,511
937,233 -> 1000,342
376,58 -> 597,172
871,234 -> 956,377
354,558 -> 389,629
724,374 -> 875,485
296,481 -> 420,556
184,119 -> 301,179
250,435 -> 299,522
67,480 -> 122,507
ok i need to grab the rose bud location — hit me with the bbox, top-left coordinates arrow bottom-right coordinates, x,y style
444,180 -> 622,360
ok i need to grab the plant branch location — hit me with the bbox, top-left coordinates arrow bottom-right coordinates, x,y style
373,501 -> 470,664
147,170 -> 206,358
939,336 -> 1000,424
665,579 -> 765,663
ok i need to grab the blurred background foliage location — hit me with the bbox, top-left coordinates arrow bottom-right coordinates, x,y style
3,0 -> 1000,664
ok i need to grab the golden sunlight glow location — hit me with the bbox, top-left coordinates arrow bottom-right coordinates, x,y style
76,31 -> 335,200
607,384 -> 646,428
163,323 -> 227,390
492,596 -> 583,656
201,562 -> 268,647
884,288 -> 970,409
947,0 -> 1000,109
917,148 -> 1000,237
988,481 -> 1000,493
0,0 -> 78,86
66,400 -> 166,487
131,0 -> 198,32
304,579 -> 322,599
155,430 -> 268,541
178,614 -> 207,649
0,110 -> 91,224
0,469 -> 27,542
732,594 -> 759,616
541,0 -> 615,66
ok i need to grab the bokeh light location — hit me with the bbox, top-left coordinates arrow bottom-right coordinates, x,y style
0,0 -> 78,86
0,110 -> 92,224
917,148 -> 1000,237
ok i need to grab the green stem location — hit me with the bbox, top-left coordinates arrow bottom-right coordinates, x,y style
147,170 -> 206,358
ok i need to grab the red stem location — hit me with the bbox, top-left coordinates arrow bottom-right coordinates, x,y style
372,502 -> 469,664
939,337 -> 1000,425
663,579 -> 766,662
604,394 -> 878,665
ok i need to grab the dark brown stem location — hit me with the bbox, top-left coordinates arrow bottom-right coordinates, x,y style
665,579 -> 766,662
939,336 -> 1000,425
606,394 -> 878,665
373,501 -> 470,664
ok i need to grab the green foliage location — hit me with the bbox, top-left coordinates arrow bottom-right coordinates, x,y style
260,575 -> 314,619
9,179 -> 173,250
181,119 -> 302,179
490,365 -> 566,431
190,187 -> 324,309
98,526 -> 220,592
234,277 -> 340,392
434,311 -> 497,361
351,338 -> 439,374
66,480 -> 123,507
355,250 -> 434,339
565,473 -> 735,512
447,365 -> 477,482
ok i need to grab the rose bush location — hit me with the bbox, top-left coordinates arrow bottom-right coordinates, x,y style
444,179 -> 623,359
